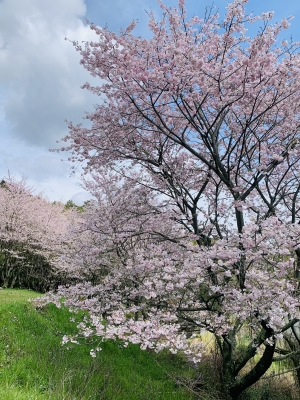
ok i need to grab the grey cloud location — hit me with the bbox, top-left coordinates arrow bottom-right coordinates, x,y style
0,0 -> 98,149
0,134 -> 69,181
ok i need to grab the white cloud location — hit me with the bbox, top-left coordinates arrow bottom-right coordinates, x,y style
0,0 -> 100,200
71,191 -> 95,206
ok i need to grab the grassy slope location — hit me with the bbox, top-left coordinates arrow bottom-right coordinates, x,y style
0,289 -> 197,400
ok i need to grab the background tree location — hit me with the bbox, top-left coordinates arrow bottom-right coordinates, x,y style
63,172 -> 185,283
0,175 -> 79,291
46,0 -> 300,398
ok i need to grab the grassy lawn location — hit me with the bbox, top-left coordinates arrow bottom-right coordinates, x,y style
0,289 -> 197,400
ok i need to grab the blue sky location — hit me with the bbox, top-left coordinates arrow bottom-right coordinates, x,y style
0,0 -> 300,203
83,0 -> 300,38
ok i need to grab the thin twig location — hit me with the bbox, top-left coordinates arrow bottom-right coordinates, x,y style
261,365 -> 300,380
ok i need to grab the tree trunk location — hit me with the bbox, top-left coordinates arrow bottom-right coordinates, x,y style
228,341 -> 276,399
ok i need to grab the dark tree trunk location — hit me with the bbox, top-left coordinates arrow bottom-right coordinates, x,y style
228,341 -> 276,399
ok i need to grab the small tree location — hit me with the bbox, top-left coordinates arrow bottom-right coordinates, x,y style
49,0 -> 300,397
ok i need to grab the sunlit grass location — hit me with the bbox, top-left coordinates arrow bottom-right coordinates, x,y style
1,289 -> 298,399
0,288 -> 41,304
0,289 -> 197,400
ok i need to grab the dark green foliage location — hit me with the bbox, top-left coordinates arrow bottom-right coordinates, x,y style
64,199 -> 91,213
238,381 -> 296,400
0,241 -> 78,293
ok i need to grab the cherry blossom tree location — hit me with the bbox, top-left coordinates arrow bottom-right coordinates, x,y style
62,171 -> 189,281
0,175 -> 79,291
45,0 -> 300,397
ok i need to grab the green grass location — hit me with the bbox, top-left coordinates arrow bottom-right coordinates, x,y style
0,289 -> 197,400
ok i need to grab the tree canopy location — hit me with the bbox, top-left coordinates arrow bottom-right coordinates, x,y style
41,1 -> 300,398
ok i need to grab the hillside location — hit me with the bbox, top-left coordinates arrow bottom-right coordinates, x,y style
0,289 -> 197,400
